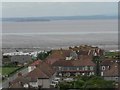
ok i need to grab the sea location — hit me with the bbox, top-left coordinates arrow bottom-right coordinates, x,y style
1,19 -> 118,52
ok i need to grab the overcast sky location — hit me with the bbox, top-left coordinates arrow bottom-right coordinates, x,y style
2,2 -> 118,18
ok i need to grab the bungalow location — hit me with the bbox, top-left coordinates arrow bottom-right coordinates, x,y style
52,55 -> 96,77
9,62 -> 56,88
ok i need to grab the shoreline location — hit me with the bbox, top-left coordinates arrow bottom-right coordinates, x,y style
2,44 -> 118,53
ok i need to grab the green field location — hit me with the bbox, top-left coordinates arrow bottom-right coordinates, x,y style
105,52 -> 120,58
0,67 -> 19,76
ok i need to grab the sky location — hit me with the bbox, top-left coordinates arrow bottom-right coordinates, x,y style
2,2 -> 118,18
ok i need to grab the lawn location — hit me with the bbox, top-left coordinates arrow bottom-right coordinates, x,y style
0,67 -> 19,76
105,52 -> 120,58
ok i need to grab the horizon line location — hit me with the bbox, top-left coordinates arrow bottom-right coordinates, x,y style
1,15 -> 118,19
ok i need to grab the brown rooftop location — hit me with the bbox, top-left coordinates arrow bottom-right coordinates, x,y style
26,62 -> 55,80
10,62 -> 55,88
103,61 -> 120,77
73,55 -> 95,66
30,60 -> 42,66
47,49 -> 71,59
45,49 -> 72,65
26,67 -> 49,80
101,59 -> 118,66
53,55 -> 95,67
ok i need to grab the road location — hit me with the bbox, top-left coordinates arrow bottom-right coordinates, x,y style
1,67 -> 29,89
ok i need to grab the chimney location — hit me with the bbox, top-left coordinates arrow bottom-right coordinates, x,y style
60,48 -> 63,54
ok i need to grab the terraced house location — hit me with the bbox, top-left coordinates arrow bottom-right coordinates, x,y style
52,55 -> 96,77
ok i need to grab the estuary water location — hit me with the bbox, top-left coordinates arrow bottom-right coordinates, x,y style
2,19 -> 118,51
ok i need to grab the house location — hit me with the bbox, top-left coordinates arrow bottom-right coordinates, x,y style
9,73 -> 30,88
26,61 -> 56,88
101,59 -> 120,83
52,55 -> 96,77
46,45 -> 104,66
11,55 -> 32,65
10,62 -> 56,88
69,45 -> 104,57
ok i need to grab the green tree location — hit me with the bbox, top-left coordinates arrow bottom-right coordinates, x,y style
37,50 -> 52,60
92,56 -> 101,76
58,76 -> 115,89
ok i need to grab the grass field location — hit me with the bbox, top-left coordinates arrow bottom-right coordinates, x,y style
0,67 -> 19,76
105,52 -> 120,58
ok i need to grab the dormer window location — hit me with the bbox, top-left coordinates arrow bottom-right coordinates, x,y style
77,67 -> 79,70
107,66 -> 110,70
85,66 -> 88,70
102,66 -> 105,70
90,66 -> 93,70
59,67 -> 62,70
94,52 -> 97,56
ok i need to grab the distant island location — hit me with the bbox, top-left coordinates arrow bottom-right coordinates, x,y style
2,15 -> 117,22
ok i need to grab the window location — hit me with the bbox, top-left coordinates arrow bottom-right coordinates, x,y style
59,67 -> 62,70
77,67 -> 79,70
115,77 -> 118,80
85,66 -> 88,70
108,66 -> 110,70
102,66 -> 105,70
90,66 -> 94,70
82,67 -> 85,70
64,67 -> 71,71
69,67 -> 73,70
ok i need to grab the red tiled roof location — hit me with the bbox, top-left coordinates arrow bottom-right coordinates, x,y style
10,82 -> 23,88
50,50 -> 71,58
10,62 -> 55,87
52,60 -> 73,67
38,62 -> 55,77
72,55 -> 95,66
103,62 -> 120,77
26,62 -> 55,80
46,58 -> 60,65
52,55 -> 95,67
45,50 -> 71,65
101,59 -> 117,66
26,67 -> 49,79
11,76 -> 30,85
30,60 -> 42,66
